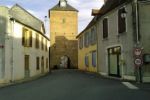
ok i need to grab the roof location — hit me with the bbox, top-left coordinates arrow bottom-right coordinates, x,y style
9,4 -> 49,40
77,0 -> 131,38
77,17 -> 97,38
97,0 -> 131,17
50,2 -> 78,12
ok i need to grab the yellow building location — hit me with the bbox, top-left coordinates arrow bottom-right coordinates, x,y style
49,0 -> 78,69
77,17 -> 97,72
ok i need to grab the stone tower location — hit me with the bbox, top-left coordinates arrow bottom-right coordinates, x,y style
49,0 -> 78,69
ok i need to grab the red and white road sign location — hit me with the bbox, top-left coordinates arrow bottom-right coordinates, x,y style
134,58 -> 143,67
134,48 -> 142,56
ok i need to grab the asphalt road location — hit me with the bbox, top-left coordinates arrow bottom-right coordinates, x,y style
0,69 -> 149,100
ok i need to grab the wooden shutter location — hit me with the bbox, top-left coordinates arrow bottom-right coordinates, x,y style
29,31 -> 32,47
36,57 -> 40,70
22,28 -> 25,46
25,55 -> 29,71
103,18 -> 108,38
118,8 -> 126,33
35,34 -> 39,49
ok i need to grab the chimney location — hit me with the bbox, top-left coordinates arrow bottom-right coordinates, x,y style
104,0 -> 108,3
91,9 -> 100,16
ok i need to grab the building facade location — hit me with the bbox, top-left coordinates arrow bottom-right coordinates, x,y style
0,4 -> 50,83
77,17 -> 97,72
49,0 -> 78,69
96,0 -> 150,82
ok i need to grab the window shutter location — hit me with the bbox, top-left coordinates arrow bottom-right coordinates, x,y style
29,31 -> 32,47
118,8 -> 126,33
103,18 -> 108,38
22,28 -> 25,46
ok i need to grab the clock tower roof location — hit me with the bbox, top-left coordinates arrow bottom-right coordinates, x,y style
49,0 -> 78,12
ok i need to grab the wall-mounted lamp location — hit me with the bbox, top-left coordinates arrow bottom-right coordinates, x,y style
121,9 -> 127,18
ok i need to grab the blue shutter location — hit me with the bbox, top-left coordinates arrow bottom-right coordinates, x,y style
92,51 -> 96,67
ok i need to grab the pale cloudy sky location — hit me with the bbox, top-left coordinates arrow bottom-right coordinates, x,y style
0,0 -> 104,36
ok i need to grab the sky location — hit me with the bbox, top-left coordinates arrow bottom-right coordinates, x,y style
0,0 -> 104,37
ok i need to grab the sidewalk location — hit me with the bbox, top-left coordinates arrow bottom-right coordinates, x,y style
0,73 -> 50,88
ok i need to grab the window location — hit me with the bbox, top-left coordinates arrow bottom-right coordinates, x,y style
118,7 -> 126,34
62,18 -> 66,23
36,57 -> 40,70
22,28 -> 32,47
88,31 -> 91,45
79,36 -> 83,49
92,51 -> 96,67
46,58 -> 48,69
24,55 -> 29,71
103,18 -> 108,39
91,27 -> 97,44
84,32 -> 89,47
41,56 -> 44,69
84,33 -> 86,47
85,55 -> 89,67
35,34 -> 39,49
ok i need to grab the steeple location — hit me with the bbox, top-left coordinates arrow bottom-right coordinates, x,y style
59,0 -> 67,7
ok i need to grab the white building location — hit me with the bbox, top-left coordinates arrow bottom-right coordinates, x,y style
0,4 -> 50,83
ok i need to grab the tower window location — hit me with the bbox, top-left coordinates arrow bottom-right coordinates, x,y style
62,18 -> 66,23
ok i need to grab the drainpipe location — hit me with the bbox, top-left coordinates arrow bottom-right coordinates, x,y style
133,0 -> 142,83
10,18 -> 14,82
134,0 -> 140,45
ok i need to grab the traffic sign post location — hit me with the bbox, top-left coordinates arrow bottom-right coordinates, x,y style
133,48 -> 143,57
134,58 -> 143,67
133,47 -> 143,83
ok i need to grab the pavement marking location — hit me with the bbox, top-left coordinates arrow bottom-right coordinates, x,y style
122,82 -> 139,90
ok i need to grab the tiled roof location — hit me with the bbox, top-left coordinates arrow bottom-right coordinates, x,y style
9,4 -> 49,40
50,3 -> 78,12
98,0 -> 131,17
77,17 -> 97,38
9,4 -> 43,32
77,0 -> 131,38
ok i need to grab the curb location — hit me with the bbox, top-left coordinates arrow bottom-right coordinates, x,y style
0,72 -> 50,89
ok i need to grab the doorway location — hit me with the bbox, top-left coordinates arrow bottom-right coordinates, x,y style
60,55 -> 70,69
24,55 -> 30,78
108,46 -> 121,77
41,56 -> 44,73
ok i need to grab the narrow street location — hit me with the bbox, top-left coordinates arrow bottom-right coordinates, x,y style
0,69 -> 149,100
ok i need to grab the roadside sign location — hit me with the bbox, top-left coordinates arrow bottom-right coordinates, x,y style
134,58 -> 143,67
134,48 -> 142,56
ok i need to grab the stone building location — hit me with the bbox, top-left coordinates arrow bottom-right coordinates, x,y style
49,0 -> 78,69
96,0 -> 150,82
0,4 -> 50,83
